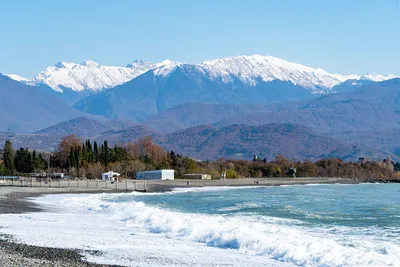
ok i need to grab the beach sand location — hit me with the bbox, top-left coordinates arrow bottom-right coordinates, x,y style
0,177 -> 360,266
0,187 -> 122,266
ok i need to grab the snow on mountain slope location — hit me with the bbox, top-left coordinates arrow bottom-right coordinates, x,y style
5,55 -> 399,94
150,55 -> 362,94
6,59 -> 180,93
197,55 -> 354,93
152,60 -> 183,77
360,73 -> 399,82
5,74 -> 29,83
29,60 -> 157,92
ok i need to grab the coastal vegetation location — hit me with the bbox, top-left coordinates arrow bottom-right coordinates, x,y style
0,136 -> 398,180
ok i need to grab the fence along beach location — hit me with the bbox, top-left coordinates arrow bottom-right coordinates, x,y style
0,176 -> 361,193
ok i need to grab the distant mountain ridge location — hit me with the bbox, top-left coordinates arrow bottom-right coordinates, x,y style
5,59 -> 174,93
2,55 -> 400,162
2,123 -> 395,161
17,60 -> 156,92
6,54 -> 398,95
72,63 -> 315,121
141,102 -> 270,133
0,74 -> 89,132
35,117 -> 136,137
159,123 -> 394,161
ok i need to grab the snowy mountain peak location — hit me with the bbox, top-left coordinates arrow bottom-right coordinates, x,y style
28,60 -> 160,92
157,59 -> 179,66
80,60 -> 100,67
54,61 -> 75,69
360,73 -> 398,82
199,54 -> 346,92
4,55 -> 399,94
153,60 -> 183,77
126,60 -> 155,69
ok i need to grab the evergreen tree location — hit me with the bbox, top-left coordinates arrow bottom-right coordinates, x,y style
86,140 -> 93,163
74,147 -> 80,169
0,163 -> 6,176
69,147 -> 76,169
27,151 -> 34,173
32,150 -> 37,166
93,141 -> 99,163
37,154 -> 48,170
104,141 -> 109,167
3,140 -> 15,175
49,154 -> 52,168
112,145 -> 127,162
170,151 -> 177,168
81,143 -> 86,163
14,148 -> 29,173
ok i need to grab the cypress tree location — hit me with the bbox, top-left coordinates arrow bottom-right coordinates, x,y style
3,140 -> 15,175
81,143 -> 86,163
104,141 -> 109,167
27,151 -> 34,173
32,150 -> 37,167
100,144 -> 105,166
86,140 -> 93,163
170,150 -> 177,168
69,147 -> 75,169
74,147 -> 80,169
49,154 -> 53,168
93,141 -> 99,163
38,154 -> 48,170
14,148 -> 26,173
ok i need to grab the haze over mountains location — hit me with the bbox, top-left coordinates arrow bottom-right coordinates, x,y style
0,74 -> 87,132
1,54 -> 399,161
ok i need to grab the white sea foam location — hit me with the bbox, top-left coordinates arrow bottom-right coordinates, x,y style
110,186 -> 262,197
0,192 -> 399,267
217,202 -> 262,212
170,186 -> 262,194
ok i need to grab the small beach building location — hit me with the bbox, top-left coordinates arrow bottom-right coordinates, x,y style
0,176 -> 19,183
102,171 -> 121,181
51,173 -> 65,179
29,172 -> 47,178
136,170 -> 174,180
182,173 -> 212,180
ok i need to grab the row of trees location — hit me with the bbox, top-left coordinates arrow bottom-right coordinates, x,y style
1,136 -> 398,180
48,135 -> 187,179
0,141 -> 48,175
49,138 -> 127,172
205,155 -> 396,179
14,148 -> 48,173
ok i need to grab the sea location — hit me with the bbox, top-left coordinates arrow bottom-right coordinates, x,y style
0,183 -> 399,266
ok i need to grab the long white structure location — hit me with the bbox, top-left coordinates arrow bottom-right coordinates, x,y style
183,174 -> 212,180
102,171 -> 120,181
136,170 -> 174,180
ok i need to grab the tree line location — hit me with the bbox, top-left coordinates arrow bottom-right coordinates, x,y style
0,136 -> 398,180
0,140 -> 48,175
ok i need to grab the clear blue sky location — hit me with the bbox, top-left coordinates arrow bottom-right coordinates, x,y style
0,0 -> 399,77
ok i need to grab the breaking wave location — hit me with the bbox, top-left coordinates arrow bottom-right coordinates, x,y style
27,193 -> 400,267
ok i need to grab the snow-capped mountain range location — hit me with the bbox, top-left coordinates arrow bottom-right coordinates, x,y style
5,54 -> 398,94
2,57 -> 400,162
28,60 -> 156,92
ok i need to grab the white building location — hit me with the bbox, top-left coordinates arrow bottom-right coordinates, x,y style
136,170 -> 174,180
102,171 -> 120,181
183,174 -> 212,180
51,173 -> 65,179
